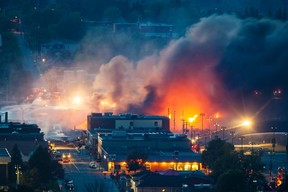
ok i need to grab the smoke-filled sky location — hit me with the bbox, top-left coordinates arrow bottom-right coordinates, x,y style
15,14 -> 286,133
86,14 -> 288,130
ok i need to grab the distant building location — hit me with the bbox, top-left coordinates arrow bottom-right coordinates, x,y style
86,112 -> 204,174
88,112 -> 170,131
130,169 -> 212,192
0,112 -> 48,162
87,112 -> 170,146
0,148 -> 10,186
113,22 -> 178,38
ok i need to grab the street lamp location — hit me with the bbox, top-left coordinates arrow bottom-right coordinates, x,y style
270,126 -> 277,177
188,115 -> 197,142
207,116 -> 212,140
200,113 -> 205,132
190,125 -> 194,141
239,136 -> 245,152
15,165 -> 21,188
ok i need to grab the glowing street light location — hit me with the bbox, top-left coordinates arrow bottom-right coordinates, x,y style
239,136 -> 245,151
72,96 -> 82,105
242,119 -> 252,127
15,165 -> 21,188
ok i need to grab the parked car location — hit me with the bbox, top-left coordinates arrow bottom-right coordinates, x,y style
65,179 -> 74,191
89,161 -> 97,169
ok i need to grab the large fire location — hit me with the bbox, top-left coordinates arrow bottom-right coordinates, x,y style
14,14 -> 288,134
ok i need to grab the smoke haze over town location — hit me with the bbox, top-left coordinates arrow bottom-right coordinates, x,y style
2,12 -> 288,133
57,14 -> 287,131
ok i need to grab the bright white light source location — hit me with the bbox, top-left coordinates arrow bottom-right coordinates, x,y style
242,120 -> 251,127
72,96 -> 82,105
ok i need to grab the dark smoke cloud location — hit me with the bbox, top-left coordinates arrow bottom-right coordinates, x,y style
215,16 -> 288,120
217,17 -> 288,93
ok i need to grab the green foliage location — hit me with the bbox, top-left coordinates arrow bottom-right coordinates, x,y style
22,167 -> 41,189
201,138 -> 235,172
28,146 -> 53,184
202,139 -> 267,191
216,169 -> 248,192
16,184 -> 34,192
17,145 -> 64,190
8,144 -> 24,182
126,148 -> 148,173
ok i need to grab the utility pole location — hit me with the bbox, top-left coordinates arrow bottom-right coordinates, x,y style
221,126 -> 226,140
182,119 -> 185,134
207,116 -> 212,140
190,125 -> 193,141
214,123 -> 219,138
173,111 -> 176,132
230,131 -> 235,145
239,136 -> 245,152
270,127 -> 277,178
200,113 -> 205,132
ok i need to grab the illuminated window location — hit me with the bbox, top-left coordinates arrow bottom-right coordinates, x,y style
184,164 -> 191,170
192,163 -> 198,170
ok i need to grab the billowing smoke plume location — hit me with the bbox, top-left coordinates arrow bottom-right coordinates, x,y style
11,14 -> 286,134
90,14 -> 288,130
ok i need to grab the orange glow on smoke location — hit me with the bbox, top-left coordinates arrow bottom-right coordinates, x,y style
142,56 -> 229,133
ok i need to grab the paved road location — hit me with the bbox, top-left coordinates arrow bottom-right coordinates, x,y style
54,143 -> 119,192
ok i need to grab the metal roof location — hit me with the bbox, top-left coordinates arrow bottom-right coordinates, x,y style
0,148 -> 11,163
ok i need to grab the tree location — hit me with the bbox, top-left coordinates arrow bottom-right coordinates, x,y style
17,145 -> 64,190
202,138 -> 267,190
201,138 -> 237,178
28,146 -> 53,185
126,148 -> 148,173
215,169 -> 248,192
8,144 -> 24,182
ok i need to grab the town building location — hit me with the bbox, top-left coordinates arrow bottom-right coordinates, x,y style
97,131 -> 203,174
0,112 -> 48,162
129,169 -> 212,192
0,148 -> 10,187
86,112 -> 204,175
113,22 -> 178,38
87,112 -> 170,146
